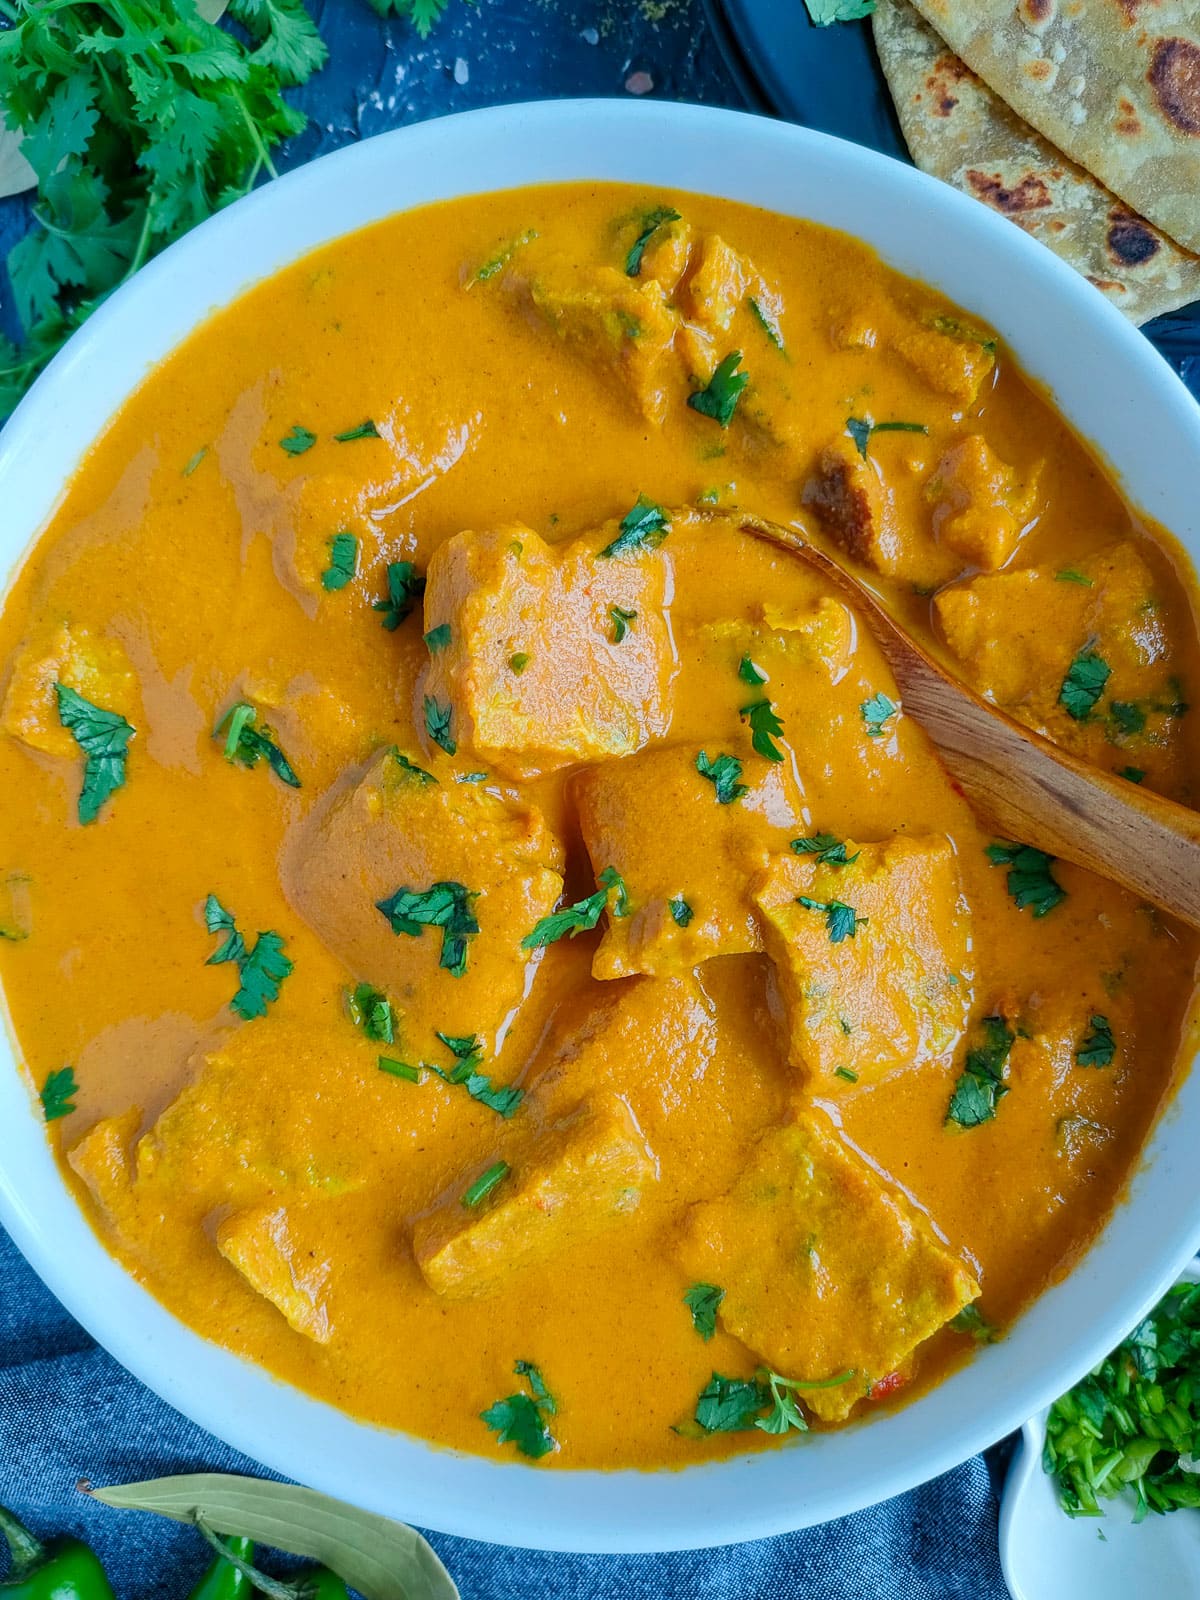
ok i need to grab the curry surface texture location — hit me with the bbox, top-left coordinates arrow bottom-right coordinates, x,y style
2,183 -> 1199,1469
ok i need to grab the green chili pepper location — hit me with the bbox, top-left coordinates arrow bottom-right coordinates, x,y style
188,1537 -> 256,1600
0,1502 -> 116,1600
196,1524 -> 350,1600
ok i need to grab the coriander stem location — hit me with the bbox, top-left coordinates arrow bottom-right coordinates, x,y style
231,86 -> 279,182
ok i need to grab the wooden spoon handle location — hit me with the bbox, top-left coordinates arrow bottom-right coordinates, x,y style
733,510 -> 1200,930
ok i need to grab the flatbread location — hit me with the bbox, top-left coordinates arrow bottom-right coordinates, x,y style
873,0 -> 1200,324
905,0 -> 1200,255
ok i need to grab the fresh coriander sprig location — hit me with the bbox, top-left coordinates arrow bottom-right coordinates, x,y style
204,894 -> 292,1020
521,867 -> 626,950
55,684 -> 135,824
213,701 -> 300,788
481,1360 -> 558,1459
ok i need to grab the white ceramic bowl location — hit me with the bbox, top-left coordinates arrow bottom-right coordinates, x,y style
1,100 -> 1199,1555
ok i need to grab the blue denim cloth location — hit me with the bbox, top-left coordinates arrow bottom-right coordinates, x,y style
0,1225 -> 1008,1598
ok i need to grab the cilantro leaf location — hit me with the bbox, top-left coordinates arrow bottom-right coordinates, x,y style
376,881 -> 479,977
469,227 -> 539,284
670,895 -> 693,928
55,683 -> 135,824
521,867 -> 625,950
624,205 -> 681,276
424,623 -> 452,654
40,1065 -> 78,1122
385,749 -> 437,785
946,1015 -> 1013,1129
738,656 -> 767,687
334,419 -> 379,442
1118,766 -> 1146,785
860,691 -> 899,738
204,894 -> 292,1020
688,351 -> 749,428
796,895 -> 864,944
1059,650 -> 1111,721
740,697 -> 785,762
600,496 -> 671,559
748,296 -> 785,353
951,1304 -> 998,1343
846,417 -> 926,459
694,1372 -> 770,1433
986,841 -> 1067,917
609,604 -> 637,643
790,834 -> 859,867
696,751 -> 747,805
423,696 -> 456,756
280,425 -> 316,455
321,533 -> 358,592
1056,569 -> 1093,587
481,1361 -> 558,1459
1076,1013 -> 1116,1069
425,1032 -> 523,1116
804,0 -> 875,21
374,561 -> 426,630
347,982 -> 395,1044
213,701 -> 301,788
684,1283 -> 724,1341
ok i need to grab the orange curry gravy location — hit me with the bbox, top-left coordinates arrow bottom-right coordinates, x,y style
1,184 -> 1198,1468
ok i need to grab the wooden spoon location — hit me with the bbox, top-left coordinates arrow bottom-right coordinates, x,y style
707,507 -> 1200,930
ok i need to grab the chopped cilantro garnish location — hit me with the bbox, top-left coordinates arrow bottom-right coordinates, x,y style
738,656 -> 767,687
609,605 -> 637,643
688,351 -> 749,428
860,691 -> 899,738
374,561 -> 426,630
424,696 -> 456,756
426,1033 -> 524,1118
804,0 -> 876,24
1044,1278 -> 1200,1518
481,1360 -> 558,1459
986,840 -> 1066,917
834,1066 -> 858,1083
1059,649 -> 1111,721
472,228 -> 539,284
378,1056 -> 421,1083
334,420 -> 380,442
600,496 -> 671,559
797,895 -> 864,944
740,698 -> 785,762
521,866 -> 625,950
692,1367 -> 855,1435
624,205 -> 681,277
55,684 -> 135,825
748,296 -> 785,352
462,1160 -> 511,1208
279,426 -> 316,456
182,447 -> 208,478
424,623 -> 452,653
696,751 -> 747,804
347,982 -> 395,1044
509,652 -> 530,674
670,895 -> 694,928
1118,766 -> 1146,785
39,1065 -> 78,1122
946,1015 -> 1013,1128
214,702 -> 301,789
204,895 -> 292,1021
1056,569 -> 1093,587
951,1304 -> 998,1343
387,750 -> 437,785
376,881 -> 479,977
1076,1014 -> 1116,1069
321,533 -> 358,592
685,1283 -> 725,1341
847,417 -> 927,459
790,834 -> 859,868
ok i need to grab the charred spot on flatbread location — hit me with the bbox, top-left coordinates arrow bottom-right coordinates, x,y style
1107,208 -> 1162,266
966,169 -> 1053,213
1018,0 -> 1055,26
925,51 -> 972,116
1149,38 -> 1200,135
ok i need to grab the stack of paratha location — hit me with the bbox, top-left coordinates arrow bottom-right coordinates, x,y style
872,0 -> 1200,324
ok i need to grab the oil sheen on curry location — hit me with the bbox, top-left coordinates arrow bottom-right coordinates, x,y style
2,184 -> 1198,1469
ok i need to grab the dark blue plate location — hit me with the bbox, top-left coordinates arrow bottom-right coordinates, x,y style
702,0 -> 1200,399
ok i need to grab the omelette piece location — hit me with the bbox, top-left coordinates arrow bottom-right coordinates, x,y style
754,833 -> 973,1090
679,1112 -> 979,1421
421,522 -> 676,779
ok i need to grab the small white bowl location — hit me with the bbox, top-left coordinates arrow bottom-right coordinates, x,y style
1,101 -> 1199,1554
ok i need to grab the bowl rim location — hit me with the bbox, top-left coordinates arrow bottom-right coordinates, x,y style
2,97 -> 1200,1555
